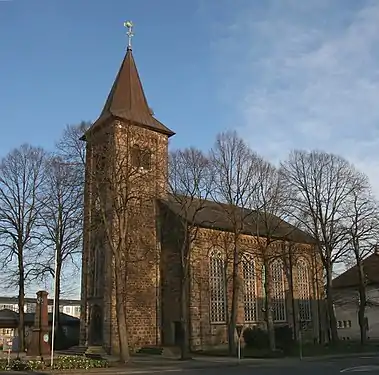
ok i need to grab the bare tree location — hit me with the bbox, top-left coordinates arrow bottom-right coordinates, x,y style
210,131 -> 260,355
278,240 -> 299,341
342,181 -> 379,345
56,121 -> 90,166
246,157 -> 295,351
87,124 -> 162,362
35,156 -> 83,344
167,147 -> 212,359
280,150 -> 366,343
0,144 -> 46,352
55,122 -> 89,341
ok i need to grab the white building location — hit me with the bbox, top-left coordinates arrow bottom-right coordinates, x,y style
0,296 -> 81,318
333,252 -> 379,341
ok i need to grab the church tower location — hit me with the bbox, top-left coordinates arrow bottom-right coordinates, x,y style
80,22 -> 175,354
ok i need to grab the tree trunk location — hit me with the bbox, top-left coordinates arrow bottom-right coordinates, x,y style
289,278 -> 297,341
228,244 -> 239,355
18,254 -> 25,353
115,273 -> 130,363
316,297 -> 323,344
180,274 -> 191,360
18,284 -> 25,353
54,260 -> 62,346
357,261 -> 367,345
264,263 -> 276,352
179,231 -> 191,360
287,250 -> 297,341
325,266 -> 338,343
312,253 -> 324,344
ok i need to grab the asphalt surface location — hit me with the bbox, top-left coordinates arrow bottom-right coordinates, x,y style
90,355 -> 379,374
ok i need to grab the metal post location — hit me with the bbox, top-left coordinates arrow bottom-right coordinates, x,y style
50,246 -> 59,368
238,337 -> 241,363
299,328 -> 303,360
235,324 -> 244,364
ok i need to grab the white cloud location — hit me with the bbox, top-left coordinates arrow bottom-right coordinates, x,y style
210,0 -> 379,196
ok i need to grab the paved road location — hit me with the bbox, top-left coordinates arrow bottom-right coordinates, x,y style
2,355 -> 379,374
101,355 -> 379,374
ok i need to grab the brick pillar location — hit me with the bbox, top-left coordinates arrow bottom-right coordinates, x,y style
27,291 -> 50,358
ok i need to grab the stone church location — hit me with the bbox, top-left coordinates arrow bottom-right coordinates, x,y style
79,38 -> 322,355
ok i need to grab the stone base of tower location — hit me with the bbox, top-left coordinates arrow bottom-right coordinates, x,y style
97,256 -> 161,356
104,310 -> 161,356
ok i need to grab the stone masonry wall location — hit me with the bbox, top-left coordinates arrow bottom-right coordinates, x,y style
159,204 -> 183,346
187,227 -> 321,349
82,119 -> 169,354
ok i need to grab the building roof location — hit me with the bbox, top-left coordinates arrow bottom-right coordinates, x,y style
0,309 -> 18,323
0,310 -> 79,326
159,194 -> 315,245
85,48 -> 175,139
0,297 -> 80,306
333,252 -> 379,289
24,312 -> 79,325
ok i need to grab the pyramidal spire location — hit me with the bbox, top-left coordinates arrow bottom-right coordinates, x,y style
89,21 -> 174,138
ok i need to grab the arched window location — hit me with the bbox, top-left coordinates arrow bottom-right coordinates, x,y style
243,255 -> 257,322
297,258 -> 311,321
270,259 -> 286,322
209,250 -> 226,323
141,149 -> 152,170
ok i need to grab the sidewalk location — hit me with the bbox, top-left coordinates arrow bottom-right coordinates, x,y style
302,351 -> 378,361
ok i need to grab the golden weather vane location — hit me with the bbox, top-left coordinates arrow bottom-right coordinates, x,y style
124,20 -> 134,50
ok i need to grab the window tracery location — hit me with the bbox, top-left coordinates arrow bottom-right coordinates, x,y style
209,250 -> 226,323
243,255 -> 257,322
297,258 -> 312,321
270,259 -> 286,322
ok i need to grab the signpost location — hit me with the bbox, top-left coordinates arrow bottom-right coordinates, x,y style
7,344 -> 11,366
235,324 -> 244,363
3,338 -> 12,366
299,327 -> 303,360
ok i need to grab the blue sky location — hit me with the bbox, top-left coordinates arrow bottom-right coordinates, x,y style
1,0 -> 379,297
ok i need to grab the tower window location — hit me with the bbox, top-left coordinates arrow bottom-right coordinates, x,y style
131,145 -> 151,170
141,149 -> 152,170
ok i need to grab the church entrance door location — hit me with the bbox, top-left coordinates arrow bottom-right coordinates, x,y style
89,304 -> 103,346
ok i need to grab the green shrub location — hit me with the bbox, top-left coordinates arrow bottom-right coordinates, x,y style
0,359 -> 7,371
243,325 -> 296,355
0,355 -> 108,371
0,358 -> 34,371
52,355 -> 108,370
275,325 -> 295,354
243,326 -> 269,349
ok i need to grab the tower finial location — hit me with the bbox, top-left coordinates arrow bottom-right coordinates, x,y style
124,21 -> 134,50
